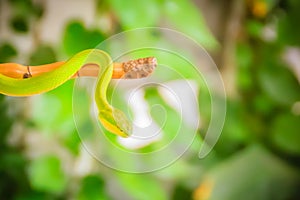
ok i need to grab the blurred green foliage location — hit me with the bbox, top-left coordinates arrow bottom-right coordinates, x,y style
0,0 -> 300,200
28,155 -> 66,193
0,43 -> 17,62
199,145 -> 299,200
77,175 -> 110,200
9,0 -> 44,33
63,22 -> 106,56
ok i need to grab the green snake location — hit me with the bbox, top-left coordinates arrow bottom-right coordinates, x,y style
0,49 -> 156,137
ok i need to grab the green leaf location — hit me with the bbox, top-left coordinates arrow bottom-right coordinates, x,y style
271,113 -> 300,155
9,0 -> 35,16
29,45 -> 56,65
0,43 -> 17,62
108,0 -> 161,29
277,0 -> 300,46
77,175 -> 111,200
9,0 -> 44,19
236,43 -> 254,90
30,80 -> 80,154
63,21 -> 106,56
117,172 -> 168,200
0,95 -> 13,143
194,145 -> 299,200
172,184 -> 192,200
246,20 -> 264,39
15,191 -> 54,200
258,63 -> 300,107
0,151 -> 27,190
10,15 -> 29,33
252,94 -> 276,115
8,0 -> 34,33
27,155 -> 67,193
213,99 -> 256,157
61,130 -> 81,155
31,93 -> 63,133
32,3 -> 44,19
163,0 -> 218,49
236,43 -> 253,69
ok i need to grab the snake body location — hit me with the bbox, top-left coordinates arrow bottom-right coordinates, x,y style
0,49 -> 157,137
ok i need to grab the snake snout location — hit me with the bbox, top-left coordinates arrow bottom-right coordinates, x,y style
112,108 -> 132,137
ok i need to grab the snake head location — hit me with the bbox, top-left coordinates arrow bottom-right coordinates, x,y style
98,108 -> 132,137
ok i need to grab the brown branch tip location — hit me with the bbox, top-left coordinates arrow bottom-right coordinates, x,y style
121,57 -> 157,79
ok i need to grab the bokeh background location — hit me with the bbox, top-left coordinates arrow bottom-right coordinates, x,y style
1,0 -> 300,199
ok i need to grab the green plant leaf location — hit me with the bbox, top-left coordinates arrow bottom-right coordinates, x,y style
258,63 -> 300,107
172,184 -> 192,200
163,0 -> 218,49
0,43 -> 18,62
252,94 -> 276,115
271,112 -> 300,155
27,155 -> 67,193
30,79 -> 81,154
77,175 -> 111,200
277,0 -> 300,46
236,43 -> 254,90
10,15 -> 29,33
246,20 -> 264,39
108,0 -> 161,29
0,95 -> 13,143
29,45 -> 56,65
63,21 -> 106,56
214,100 -> 253,157
15,192 -> 54,200
117,172 -> 168,200
194,145 -> 299,200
